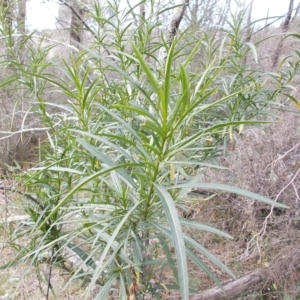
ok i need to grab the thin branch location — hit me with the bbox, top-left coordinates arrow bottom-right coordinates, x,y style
57,0 -> 115,58
0,185 -> 45,210
242,166 -> 300,259
59,0 -> 93,37
265,142 -> 300,169
125,0 -> 138,26
272,0 -> 294,69
45,247 -> 54,300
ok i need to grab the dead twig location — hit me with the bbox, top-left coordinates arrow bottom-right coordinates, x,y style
242,143 -> 300,260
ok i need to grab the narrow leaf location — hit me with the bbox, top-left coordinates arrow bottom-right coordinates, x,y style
154,184 -> 189,300
170,183 -> 288,208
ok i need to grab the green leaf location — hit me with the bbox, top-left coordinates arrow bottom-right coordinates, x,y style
155,223 -> 234,278
77,138 -> 138,189
113,103 -> 159,124
154,184 -> 189,300
31,167 -> 84,174
245,42 -> 258,63
170,183 -> 288,208
283,93 -> 300,110
132,43 -> 162,99
184,233 -> 234,277
94,103 -> 151,160
181,37 -> 203,68
157,235 -> 179,284
94,273 -> 118,300
179,64 -> 190,108
88,203 -> 140,290
186,247 -> 224,291
36,163 -> 141,231
66,242 -> 97,269
178,219 -> 232,239
163,41 -> 176,128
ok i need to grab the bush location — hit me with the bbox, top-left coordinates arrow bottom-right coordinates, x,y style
0,2 -> 297,299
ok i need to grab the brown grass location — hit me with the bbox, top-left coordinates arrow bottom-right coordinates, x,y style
186,107 -> 300,298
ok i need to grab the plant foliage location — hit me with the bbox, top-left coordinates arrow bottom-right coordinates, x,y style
1,2 -> 298,299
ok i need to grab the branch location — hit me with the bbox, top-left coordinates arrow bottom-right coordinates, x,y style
58,0 -> 115,59
0,185 -> 45,210
191,247 -> 300,300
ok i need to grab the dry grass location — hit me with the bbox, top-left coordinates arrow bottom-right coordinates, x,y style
185,107 -> 300,298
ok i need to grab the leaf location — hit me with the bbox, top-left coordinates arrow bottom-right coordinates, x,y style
94,273 -> 118,300
77,138 -> 138,189
94,103 -> 151,160
36,163 -> 141,231
72,129 -> 134,160
132,43 -> 162,99
168,120 -> 269,157
66,242 -> 97,269
186,247 -> 224,291
154,184 -> 189,300
30,167 -> 84,174
156,223 -> 234,278
178,219 -> 232,239
88,202 -> 140,292
181,37 -> 203,68
163,42 -> 176,128
170,183 -> 288,208
163,160 -> 227,169
283,93 -> 300,110
157,235 -> 179,284
113,103 -> 159,124
245,42 -> 258,63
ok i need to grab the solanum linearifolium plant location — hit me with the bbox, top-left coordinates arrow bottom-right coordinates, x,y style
0,2 -> 293,299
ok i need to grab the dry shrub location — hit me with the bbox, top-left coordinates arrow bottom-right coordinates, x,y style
269,246 -> 300,299
189,107 -> 300,296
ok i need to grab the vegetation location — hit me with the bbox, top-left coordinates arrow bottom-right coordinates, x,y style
0,0 -> 299,299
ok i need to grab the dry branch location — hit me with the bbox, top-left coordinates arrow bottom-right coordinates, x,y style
191,247 -> 300,300
272,0 -> 294,69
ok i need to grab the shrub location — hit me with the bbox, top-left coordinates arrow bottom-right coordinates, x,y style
0,2 -> 296,299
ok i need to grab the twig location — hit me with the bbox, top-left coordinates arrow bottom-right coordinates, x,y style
0,182 -> 9,252
292,182 -> 299,203
243,167 -> 300,259
125,0 -> 138,26
242,143 -> 300,259
265,142 -> 300,170
57,0 -> 116,59
45,247 -> 54,300
0,185 -> 45,210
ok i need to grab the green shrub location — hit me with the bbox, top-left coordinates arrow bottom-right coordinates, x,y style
1,2 -> 296,299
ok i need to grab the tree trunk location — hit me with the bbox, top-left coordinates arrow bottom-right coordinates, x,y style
292,1 -> 300,22
158,0 -> 189,66
17,0 -> 26,33
70,0 -> 84,45
245,0 -> 253,42
272,0 -> 294,69
139,1 -> 145,27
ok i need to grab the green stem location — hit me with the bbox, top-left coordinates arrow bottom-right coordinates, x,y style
143,137 -> 168,220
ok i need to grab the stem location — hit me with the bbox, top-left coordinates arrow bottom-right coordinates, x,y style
143,137 -> 169,220
46,247 -> 54,300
